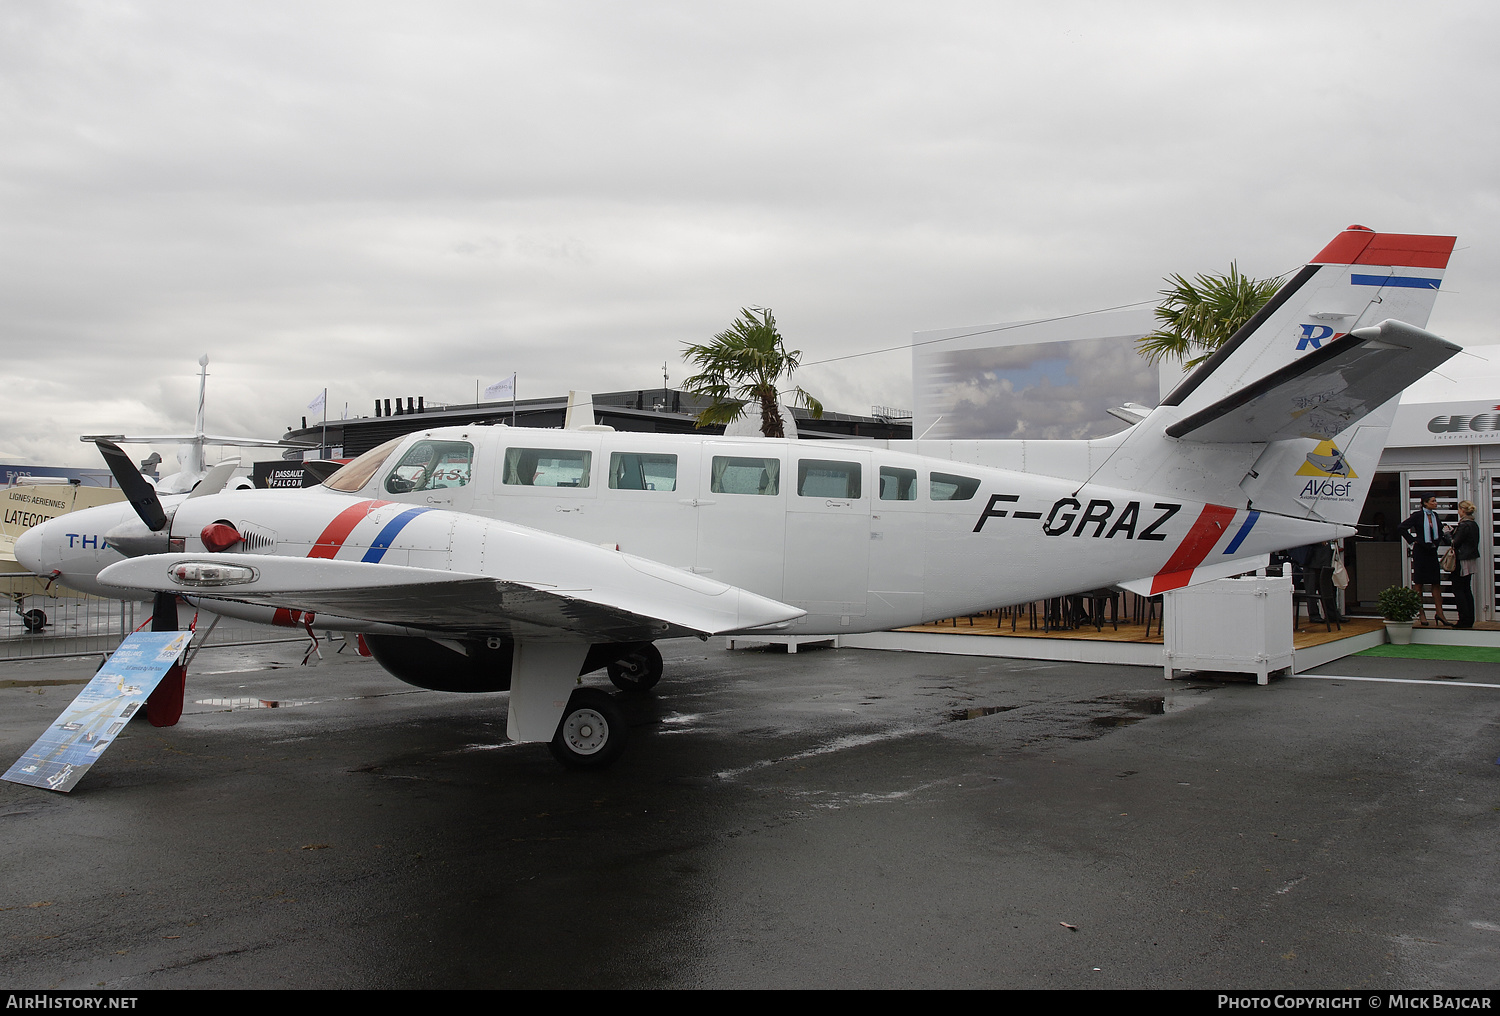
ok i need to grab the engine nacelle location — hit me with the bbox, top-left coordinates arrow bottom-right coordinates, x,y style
364,635 -> 515,692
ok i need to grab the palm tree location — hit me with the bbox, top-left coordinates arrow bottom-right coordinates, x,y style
681,307 -> 823,438
1136,262 -> 1284,368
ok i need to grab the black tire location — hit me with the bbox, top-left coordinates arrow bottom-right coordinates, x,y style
548,688 -> 627,769
21,609 -> 46,633
606,643 -> 663,694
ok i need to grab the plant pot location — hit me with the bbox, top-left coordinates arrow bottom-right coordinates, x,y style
1384,620 -> 1415,645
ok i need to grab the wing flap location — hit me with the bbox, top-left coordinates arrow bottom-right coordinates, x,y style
1163,319 -> 1460,444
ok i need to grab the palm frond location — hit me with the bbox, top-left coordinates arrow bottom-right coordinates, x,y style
1136,262 -> 1283,366
681,307 -> 821,435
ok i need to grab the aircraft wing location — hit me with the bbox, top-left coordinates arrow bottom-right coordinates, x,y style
96,551 -> 804,644
1163,319 -> 1460,443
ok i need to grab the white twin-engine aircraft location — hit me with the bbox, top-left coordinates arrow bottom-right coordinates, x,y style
15,225 -> 1461,768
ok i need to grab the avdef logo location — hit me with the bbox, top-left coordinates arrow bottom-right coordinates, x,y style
1296,441 -> 1358,501
1295,441 -> 1356,479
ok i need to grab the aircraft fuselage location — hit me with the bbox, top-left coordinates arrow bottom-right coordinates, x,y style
25,427 -> 1345,636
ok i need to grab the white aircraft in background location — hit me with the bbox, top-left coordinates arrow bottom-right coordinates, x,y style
17,225 -> 1460,768
82,355 -> 312,494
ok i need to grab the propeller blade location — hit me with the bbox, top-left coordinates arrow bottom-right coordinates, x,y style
95,439 -> 168,532
184,457 -> 241,500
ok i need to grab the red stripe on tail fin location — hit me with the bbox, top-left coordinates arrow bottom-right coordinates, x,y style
1150,504 -> 1239,595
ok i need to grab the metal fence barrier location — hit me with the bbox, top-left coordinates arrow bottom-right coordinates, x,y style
1,575 -> 303,662
0,575 -> 144,661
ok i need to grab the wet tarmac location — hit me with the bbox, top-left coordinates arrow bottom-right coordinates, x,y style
1,637 -> 1498,989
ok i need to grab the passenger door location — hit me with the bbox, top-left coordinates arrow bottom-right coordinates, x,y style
783,452 -> 870,619
693,444 -> 788,601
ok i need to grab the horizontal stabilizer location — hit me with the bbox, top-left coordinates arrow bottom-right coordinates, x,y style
1164,320 -> 1460,444
81,434 -> 315,448
1118,553 -> 1270,597
97,552 -> 804,643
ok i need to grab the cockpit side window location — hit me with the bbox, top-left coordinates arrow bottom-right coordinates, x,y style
322,437 -> 405,493
384,441 -> 474,494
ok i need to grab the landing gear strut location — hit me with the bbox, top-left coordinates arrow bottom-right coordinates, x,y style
12,592 -> 45,633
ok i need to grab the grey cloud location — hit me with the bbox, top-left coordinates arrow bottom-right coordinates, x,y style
1,2 -> 1497,467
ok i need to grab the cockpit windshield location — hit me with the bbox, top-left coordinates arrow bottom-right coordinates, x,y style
383,440 -> 473,494
321,437 -> 405,493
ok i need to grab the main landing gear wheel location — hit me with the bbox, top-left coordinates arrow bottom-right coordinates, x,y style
606,643 -> 663,694
549,688 -> 627,769
20,609 -> 47,633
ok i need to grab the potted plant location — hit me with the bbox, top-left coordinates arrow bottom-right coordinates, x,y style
1377,586 -> 1423,645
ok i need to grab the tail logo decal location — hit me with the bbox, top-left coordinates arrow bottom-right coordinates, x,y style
1150,504 -> 1238,595
1295,442 -> 1356,479
1297,325 -> 1346,351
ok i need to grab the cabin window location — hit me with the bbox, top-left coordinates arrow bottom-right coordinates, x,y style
879,466 -> 918,501
929,471 -> 980,501
503,448 -> 592,488
383,440 -> 474,494
798,459 -> 861,499
323,437 -> 404,493
710,456 -> 780,496
609,453 -> 677,491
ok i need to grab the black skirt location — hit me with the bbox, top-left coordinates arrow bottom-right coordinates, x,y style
1412,544 -> 1442,585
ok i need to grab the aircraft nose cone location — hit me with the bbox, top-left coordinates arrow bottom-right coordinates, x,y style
14,520 -> 52,574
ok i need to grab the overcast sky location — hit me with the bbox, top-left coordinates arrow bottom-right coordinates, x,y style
4,1 -> 1499,469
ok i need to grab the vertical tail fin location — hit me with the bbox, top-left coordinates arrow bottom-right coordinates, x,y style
1160,225 -> 1454,415
1092,227 -> 1459,524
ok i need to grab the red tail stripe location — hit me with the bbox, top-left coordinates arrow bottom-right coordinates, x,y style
1311,229 -> 1455,270
307,499 -> 392,560
1150,504 -> 1238,595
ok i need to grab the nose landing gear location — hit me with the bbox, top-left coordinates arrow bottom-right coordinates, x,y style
12,593 -> 46,633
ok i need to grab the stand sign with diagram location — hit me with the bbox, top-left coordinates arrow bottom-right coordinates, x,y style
3,630 -> 191,792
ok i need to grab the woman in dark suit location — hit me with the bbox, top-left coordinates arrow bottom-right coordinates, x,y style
1400,494 -> 1451,626
1449,500 -> 1480,629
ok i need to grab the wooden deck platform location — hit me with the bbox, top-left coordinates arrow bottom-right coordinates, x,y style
897,612 -> 1388,651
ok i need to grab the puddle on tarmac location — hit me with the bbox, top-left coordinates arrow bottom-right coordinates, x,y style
946,692 -> 1209,731
1085,693 -> 1209,728
948,705 -> 1021,722
1091,714 -> 1146,728
195,697 -> 318,710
